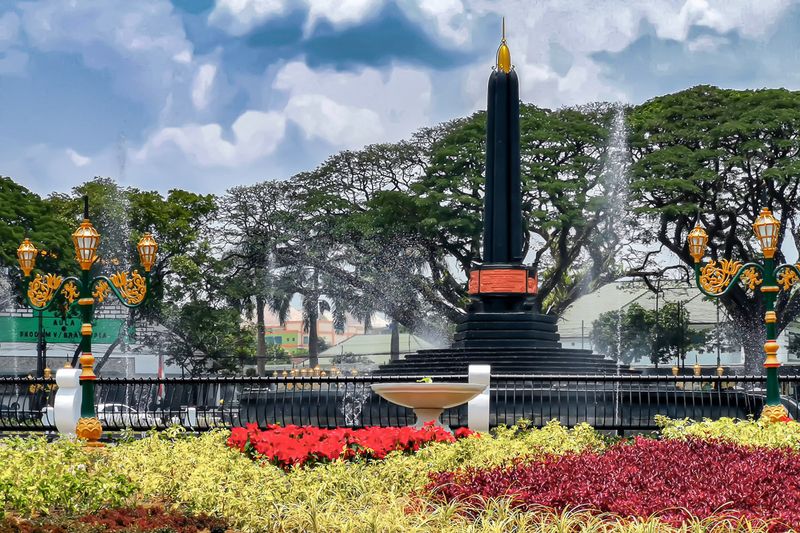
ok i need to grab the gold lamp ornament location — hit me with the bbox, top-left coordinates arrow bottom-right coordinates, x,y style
752,207 -> 780,259
136,233 -> 158,272
687,224 -> 708,263
17,238 -> 37,277
72,219 -> 100,270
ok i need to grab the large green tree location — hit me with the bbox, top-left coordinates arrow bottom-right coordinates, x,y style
404,103 -> 633,317
0,178 -> 75,299
220,104 -> 636,346
46,178 -> 238,374
591,301 -> 705,366
628,86 -> 800,373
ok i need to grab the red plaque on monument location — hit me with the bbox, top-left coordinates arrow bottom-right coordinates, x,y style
480,269 -> 526,293
468,268 -> 537,295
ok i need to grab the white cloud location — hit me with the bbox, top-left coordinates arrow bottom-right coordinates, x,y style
0,11 -> 25,76
399,0 -> 469,45
642,0 -> 790,41
17,1 -> 194,103
286,94 -> 382,146
273,61 -> 432,148
192,64 -> 217,110
7,0 -> 800,196
66,148 -> 91,167
449,0 -> 793,108
304,0 -> 383,34
209,0 -> 383,36
173,50 -> 193,64
686,35 -> 729,53
0,11 -> 19,49
209,0 -> 290,36
137,110 -> 287,167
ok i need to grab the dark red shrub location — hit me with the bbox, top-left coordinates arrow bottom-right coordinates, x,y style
426,437 -> 800,531
77,505 -> 228,532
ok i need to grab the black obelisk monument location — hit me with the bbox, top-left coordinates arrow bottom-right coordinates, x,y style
377,23 -> 626,372
483,22 -> 523,265
450,22 -> 549,349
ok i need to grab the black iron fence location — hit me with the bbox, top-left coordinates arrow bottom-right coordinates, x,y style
0,377 -> 56,431
489,375 -> 799,430
1,374 -> 799,433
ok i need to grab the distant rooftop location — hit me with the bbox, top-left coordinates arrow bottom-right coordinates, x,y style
319,332 -> 435,363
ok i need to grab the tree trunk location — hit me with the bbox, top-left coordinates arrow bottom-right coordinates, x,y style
308,307 -> 319,369
256,295 -> 266,376
93,338 -> 122,375
70,344 -> 81,369
736,314 -> 766,375
307,269 -> 320,369
390,320 -> 400,362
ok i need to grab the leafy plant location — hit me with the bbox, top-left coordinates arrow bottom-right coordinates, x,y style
227,423 -> 473,468
426,437 -> 800,529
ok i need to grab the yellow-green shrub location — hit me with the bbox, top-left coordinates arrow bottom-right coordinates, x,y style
6,419 -> 786,532
107,428 -> 287,522
656,415 -> 800,449
104,421 -> 606,532
0,436 -> 134,517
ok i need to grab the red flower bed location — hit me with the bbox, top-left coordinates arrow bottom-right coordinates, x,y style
228,423 -> 475,468
426,437 -> 800,530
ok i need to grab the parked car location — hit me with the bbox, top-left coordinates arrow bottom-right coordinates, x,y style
96,403 -> 160,428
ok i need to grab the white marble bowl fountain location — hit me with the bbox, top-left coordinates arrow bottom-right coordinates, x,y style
371,382 -> 486,430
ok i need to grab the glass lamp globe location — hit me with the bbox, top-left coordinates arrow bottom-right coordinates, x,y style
687,224 -> 708,263
17,238 -> 37,277
752,207 -> 780,259
136,233 -> 158,272
72,219 -> 100,270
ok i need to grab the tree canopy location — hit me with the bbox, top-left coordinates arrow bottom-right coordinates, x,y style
4,84 -> 800,374
628,85 -> 800,371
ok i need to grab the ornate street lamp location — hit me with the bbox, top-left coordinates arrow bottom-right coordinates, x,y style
687,207 -> 800,421
16,196 -> 156,445
17,238 -> 37,277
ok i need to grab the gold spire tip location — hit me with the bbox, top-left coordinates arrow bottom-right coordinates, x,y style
496,18 -> 511,73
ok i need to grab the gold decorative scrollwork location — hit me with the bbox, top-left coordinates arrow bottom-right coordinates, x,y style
777,268 -> 800,292
699,259 -> 742,295
27,273 -> 63,308
740,267 -> 763,292
110,271 -> 146,305
92,280 -> 111,303
61,281 -> 79,306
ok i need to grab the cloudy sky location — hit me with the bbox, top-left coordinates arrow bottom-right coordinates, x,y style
1,0 -> 799,196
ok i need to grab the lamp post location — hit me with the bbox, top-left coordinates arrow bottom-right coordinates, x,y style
16,196 -> 157,445
687,206 -> 799,421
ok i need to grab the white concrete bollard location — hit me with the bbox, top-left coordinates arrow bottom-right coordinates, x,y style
467,364 -> 491,433
54,368 -> 82,436
184,406 -> 199,430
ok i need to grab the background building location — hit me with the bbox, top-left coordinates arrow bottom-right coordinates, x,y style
0,301 -> 182,377
559,280 -> 800,368
262,306 -> 380,352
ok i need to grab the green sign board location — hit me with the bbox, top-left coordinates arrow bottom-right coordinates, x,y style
0,312 -> 127,344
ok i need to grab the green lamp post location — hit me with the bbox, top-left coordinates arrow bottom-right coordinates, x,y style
16,196 -> 157,445
687,206 -> 799,422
